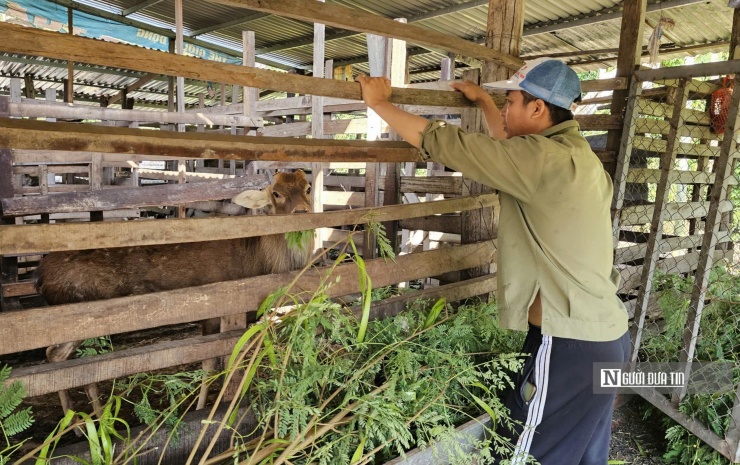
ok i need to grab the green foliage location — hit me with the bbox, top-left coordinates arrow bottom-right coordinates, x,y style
577,70 -> 599,81
640,263 -> 740,464
285,230 -> 315,252
0,365 -> 34,464
116,369 -> 204,442
76,336 -> 113,358
367,219 -> 396,261
241,287 -> 524,464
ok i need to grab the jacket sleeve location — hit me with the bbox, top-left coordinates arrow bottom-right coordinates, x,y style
418,119 -> 548,203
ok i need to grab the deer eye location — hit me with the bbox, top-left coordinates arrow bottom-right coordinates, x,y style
272,192 -> 281,199
306,186 -> 311,195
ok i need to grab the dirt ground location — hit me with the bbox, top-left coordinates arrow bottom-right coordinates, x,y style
610,396 -> 669,464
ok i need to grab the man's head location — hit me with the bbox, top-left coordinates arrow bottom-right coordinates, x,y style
483,58 -> 582,138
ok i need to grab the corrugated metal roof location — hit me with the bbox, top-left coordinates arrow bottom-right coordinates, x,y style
1,0 -> 733,107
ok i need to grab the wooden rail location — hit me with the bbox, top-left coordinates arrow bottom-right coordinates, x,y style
0,241 -> 497,355
0,193 -> 499,254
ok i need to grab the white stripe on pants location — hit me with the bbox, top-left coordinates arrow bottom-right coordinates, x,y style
510,334 -> 552,465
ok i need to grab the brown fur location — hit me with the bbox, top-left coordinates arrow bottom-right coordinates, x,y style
36,170 -> 312,305
37,170 -> 312,415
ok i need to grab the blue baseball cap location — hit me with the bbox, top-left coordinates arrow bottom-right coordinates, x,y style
482,57 -> 582,111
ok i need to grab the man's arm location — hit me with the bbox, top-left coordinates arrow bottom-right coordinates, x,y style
356,76 -> 505,145
355,76 -> 429,148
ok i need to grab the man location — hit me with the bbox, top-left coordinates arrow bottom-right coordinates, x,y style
356,58 -> 630,464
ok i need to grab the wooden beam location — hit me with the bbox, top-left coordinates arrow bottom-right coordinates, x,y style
400,215 -> 461,235
208,0 -> 523,71
0,241 -> 496,355
1,175 -> 269,216
620,199 -> 734,225
0,118 -> 419,164
6,97 -> 263,127
1,281 -> 37,298
0,192 -> 499,254
634,60 -> 740,82
0,22 -> 473,108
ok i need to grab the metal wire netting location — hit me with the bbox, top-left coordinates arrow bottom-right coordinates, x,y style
611,72 -> 740,461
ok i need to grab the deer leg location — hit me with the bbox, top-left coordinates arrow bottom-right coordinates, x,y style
197,318 -> 222,410
84,383 -> 103,416
46,341 -> 84,436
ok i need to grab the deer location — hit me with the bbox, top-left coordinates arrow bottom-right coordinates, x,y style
35,170 -> 312,416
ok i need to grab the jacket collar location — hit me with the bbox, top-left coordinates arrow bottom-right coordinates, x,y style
539,120 -> 581,138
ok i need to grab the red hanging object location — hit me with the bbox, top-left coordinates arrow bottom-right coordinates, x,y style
710,76 -> 733,135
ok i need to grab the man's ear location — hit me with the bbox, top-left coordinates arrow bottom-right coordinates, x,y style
531,99 -> 549,119
531,99 -> 552,122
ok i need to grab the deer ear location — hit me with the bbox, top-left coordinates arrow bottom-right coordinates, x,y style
231,190 -> 271,209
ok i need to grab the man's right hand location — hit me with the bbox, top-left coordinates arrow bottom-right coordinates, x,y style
355,75 -> 392,108
450,80 -> 491,104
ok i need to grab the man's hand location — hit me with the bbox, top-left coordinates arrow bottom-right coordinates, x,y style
450,80 -> 491,104
355,75 -> 392,108
451,80 -> 505,139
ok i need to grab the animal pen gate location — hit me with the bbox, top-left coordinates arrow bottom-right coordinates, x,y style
611,59 -> 740,461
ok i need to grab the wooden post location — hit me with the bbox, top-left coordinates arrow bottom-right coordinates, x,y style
605,0 -> 647,180
382,19 -> 408,258
730,8 -> 740,60
0,148 -> 21,311
457,0 -> 523,287
174,0 -> 187,218
65,6 -> 74,104
482,0 -> 525,87
23,74 -> 35,100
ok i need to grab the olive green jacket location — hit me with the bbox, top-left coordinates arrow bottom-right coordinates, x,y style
419,119 -> 628,342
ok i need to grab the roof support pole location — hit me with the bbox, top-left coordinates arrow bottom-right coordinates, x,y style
458,0 -> 523,290
604,0 -> 647,181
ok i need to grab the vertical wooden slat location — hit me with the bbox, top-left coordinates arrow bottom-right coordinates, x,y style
38,165 -> 49,196
382,19 -> 408,257
610,78 -> 644,242
362,34 -> 389,259
65,6 -> 74,104
243,30 -> 257,125
311,5 -> 326,253
629,79 -> 689,365
23,74 -> 35,99
459,68 -> 495,287
9,78 -> 21,104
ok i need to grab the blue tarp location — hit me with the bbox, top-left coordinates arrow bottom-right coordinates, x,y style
0,0 -> 240,64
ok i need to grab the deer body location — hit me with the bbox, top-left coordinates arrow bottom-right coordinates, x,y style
35,170 -> 312,414
37,235 -> 309,305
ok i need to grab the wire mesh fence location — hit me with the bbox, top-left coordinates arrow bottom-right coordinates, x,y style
610,66 -> 740,461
